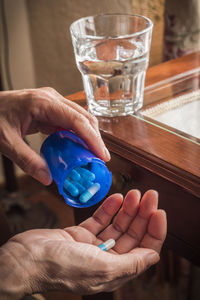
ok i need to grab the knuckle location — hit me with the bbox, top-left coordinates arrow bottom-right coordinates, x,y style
40,86 -> 56,93
15,150 -> 36,175
23,89 -> 48,114
0,126 -> 18,158
74,113 -> 89,128
135,256 -> 145,275
113,222 -> 125,234
127,227 -> 140,244
23,89 -> 37,107
88,114 -> 99,127
74,114 -> 100,138
39,87 -> 60,99
26,88 -> 55,118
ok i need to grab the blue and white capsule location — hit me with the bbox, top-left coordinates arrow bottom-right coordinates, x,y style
79,183 -> 100,203
98,239 -> 116,251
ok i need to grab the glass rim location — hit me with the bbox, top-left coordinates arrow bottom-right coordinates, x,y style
70,13 -> 153,40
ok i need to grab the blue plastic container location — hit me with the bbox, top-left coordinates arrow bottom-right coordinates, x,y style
40,130 -> 112,208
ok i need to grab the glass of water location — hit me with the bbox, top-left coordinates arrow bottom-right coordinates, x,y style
70,14 -> 153,117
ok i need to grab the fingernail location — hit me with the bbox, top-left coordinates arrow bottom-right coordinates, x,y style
104,147 -> 111,161
37,169 -> 52,185
147,252 -> 159,265
160,209 -> 167,218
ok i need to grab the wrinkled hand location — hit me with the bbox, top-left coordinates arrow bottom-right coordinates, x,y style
0,88 -> 110,184
1,190 -> 167,298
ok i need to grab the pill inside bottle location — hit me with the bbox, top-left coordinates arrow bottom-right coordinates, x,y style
63,165 -> 100,204
79,183 -> 100,203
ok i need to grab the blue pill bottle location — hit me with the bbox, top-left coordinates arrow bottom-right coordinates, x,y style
40,130 -> 112,208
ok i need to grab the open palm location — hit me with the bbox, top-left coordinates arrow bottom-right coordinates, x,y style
65,189 -> 166,254
8,189 -> 166,295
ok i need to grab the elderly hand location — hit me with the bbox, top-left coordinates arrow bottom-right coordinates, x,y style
0,88 -> 110,185
0,190 -> 167,298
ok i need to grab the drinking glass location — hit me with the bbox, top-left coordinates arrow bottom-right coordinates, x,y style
70,14 -> 153,117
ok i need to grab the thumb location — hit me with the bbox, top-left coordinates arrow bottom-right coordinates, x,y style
2,131 -> 52,185
129,248 -> 160,275
111,248 -> 159,278
97,248 -> 160,293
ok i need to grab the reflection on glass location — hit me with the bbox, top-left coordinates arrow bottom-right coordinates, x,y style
135,68 -> 200,145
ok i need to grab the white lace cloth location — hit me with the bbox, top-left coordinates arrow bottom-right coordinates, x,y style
142,90 -> 200,140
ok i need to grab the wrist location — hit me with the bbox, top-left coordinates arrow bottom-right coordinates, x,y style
0,240 -> 36,299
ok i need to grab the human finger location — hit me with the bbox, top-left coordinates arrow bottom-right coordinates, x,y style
113,190 -> 158,253
98,190 -> 140,241
41,87 -> 100,133
80,193 -> 123,235
33,91 -> 110,162
140,210 -> 167,253
95,247 -> 159,293
99,248 -> 159,292
61,97 -> 100,132
1,128 -> 52,185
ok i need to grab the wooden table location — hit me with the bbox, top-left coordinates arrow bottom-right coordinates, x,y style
67,52 -> 200,299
